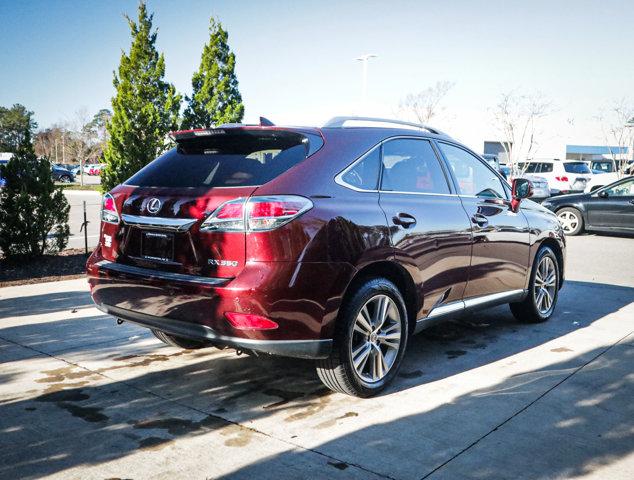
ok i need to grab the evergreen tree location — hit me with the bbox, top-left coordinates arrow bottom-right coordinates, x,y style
0,129 -> 70,259
102,2 -> 181,192
0,104 -> 37,153
181,17 -> 244,129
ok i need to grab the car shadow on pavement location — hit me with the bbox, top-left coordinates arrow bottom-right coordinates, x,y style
0,280 -> 633,478
0,290 -> 94,319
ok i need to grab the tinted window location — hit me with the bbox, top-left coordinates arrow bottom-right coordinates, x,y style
439,143 -> 507,198
342,147 -> 380,190
523,163 -> 539,173
380,139 -> 449,194
592,161 -> 613,173
564,162 -> 591,174
126,130 -> 321,188
541,163 -> 554,173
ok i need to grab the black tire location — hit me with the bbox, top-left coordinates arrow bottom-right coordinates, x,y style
151,329 -> 211,350
316,277 -> 409,397
60,175 -> 71,183
556,207 -> 583,236
510,246 -> 560,323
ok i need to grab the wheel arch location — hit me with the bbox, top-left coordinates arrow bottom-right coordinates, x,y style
537,237 -> 565,289
340,260 -> 420,334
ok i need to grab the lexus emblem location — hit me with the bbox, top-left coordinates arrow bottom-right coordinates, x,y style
147,198 -> 162,214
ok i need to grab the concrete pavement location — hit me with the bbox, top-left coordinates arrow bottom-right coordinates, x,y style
0,235 -> 633,479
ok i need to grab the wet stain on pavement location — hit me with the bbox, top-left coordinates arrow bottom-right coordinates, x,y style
37,390 -> 90,402
445,350 -> 467,359
221,425 -> 254,447
60,403 -> 108,423
36,389 -> 108,423
316,411 -> 359,429
138,436 -> 171,450
551,347 -> 573,353
398,369 -> 424,379
132,414 -> 224,436
328,461 -> 349,470
262,389 -> 306,409
285,390 -> 333,422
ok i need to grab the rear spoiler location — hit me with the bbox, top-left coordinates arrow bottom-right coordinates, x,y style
170,117 -> 275,142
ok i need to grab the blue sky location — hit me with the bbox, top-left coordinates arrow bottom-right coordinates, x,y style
1,0 -> 632,155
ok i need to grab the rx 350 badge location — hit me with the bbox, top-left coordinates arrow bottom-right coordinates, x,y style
208,259 -> 239,267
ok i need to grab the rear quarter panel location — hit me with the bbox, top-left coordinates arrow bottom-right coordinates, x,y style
521,200 -> 566,288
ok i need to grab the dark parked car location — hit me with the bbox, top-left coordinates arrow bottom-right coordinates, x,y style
542,176 -> 634,235
87,116 -> 565,397
51,165 -> 74,183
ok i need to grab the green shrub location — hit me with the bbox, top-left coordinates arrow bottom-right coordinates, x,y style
0,131 -> 70,259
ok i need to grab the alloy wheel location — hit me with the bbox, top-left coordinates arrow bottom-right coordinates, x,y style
350,294 -> 402,383
534,255 -> 557,315
557,211 -> 579,233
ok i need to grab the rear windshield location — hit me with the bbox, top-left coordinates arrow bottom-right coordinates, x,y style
564,162 -> 591,174
126,130 -> 323,188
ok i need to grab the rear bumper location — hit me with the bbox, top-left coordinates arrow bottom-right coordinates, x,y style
98,303 -> 332,359
86,248 -> 354,358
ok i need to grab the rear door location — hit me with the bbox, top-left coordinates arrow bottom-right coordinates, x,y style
103,129 -> 322,279
378,137 -> 472,317
436,142 -> 530,300
587,178 -> 634,230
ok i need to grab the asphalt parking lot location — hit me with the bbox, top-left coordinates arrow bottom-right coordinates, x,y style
1,234 -> 633,479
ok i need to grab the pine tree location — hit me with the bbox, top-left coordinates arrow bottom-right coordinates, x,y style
181,17 -> 244,129
101,2 -> 181,192
0,129 -> 70,259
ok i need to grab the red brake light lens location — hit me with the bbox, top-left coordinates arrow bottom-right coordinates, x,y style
201,196 -> 312,232
224,312 -> 279,330
555,176 -> 569,182
101,193 -> 119,224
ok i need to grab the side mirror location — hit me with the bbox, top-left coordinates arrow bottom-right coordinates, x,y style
511,178 -> 532,212
598,190 -> 608,198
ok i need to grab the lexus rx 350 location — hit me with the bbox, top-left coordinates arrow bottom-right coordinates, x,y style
87,116 -> 565,397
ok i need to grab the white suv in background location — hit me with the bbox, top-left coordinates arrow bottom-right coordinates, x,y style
520,160 -> 593,195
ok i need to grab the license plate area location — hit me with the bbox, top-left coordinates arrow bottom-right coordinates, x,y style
141,231 -> 174,262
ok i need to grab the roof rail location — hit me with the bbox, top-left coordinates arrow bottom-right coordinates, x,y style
323,116 -> 447,136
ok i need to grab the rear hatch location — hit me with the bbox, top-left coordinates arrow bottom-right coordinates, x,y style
101,128 -> 322,279
564,162 -> 592,190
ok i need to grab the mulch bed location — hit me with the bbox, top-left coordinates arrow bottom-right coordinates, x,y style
0,248 -> 91,287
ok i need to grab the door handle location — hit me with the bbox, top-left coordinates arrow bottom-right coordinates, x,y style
471,213 -> 489,228
392,213 -> 417,228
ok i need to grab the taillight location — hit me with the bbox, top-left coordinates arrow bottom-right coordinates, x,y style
101,193 -> 120,224
200,195 -> 312,232
555,176 -> 569,182
224,312 -> 279,330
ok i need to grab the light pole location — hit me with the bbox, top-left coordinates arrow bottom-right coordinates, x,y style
355,54 -> 377,109
626,117 -> 634,163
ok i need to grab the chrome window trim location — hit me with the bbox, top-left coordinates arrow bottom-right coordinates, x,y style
334,135 -> 456,196
121,214 -> 197,232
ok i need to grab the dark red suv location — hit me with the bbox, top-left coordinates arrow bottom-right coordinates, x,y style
87,116 -> 565,397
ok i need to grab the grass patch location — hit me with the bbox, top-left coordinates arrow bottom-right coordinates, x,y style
57,183 -> 102,192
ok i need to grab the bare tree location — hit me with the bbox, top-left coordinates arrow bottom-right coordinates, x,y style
399,81 -> 454,125
66,109 -> 99,186
492,90 -> 552,175
596,99 -> 634,176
